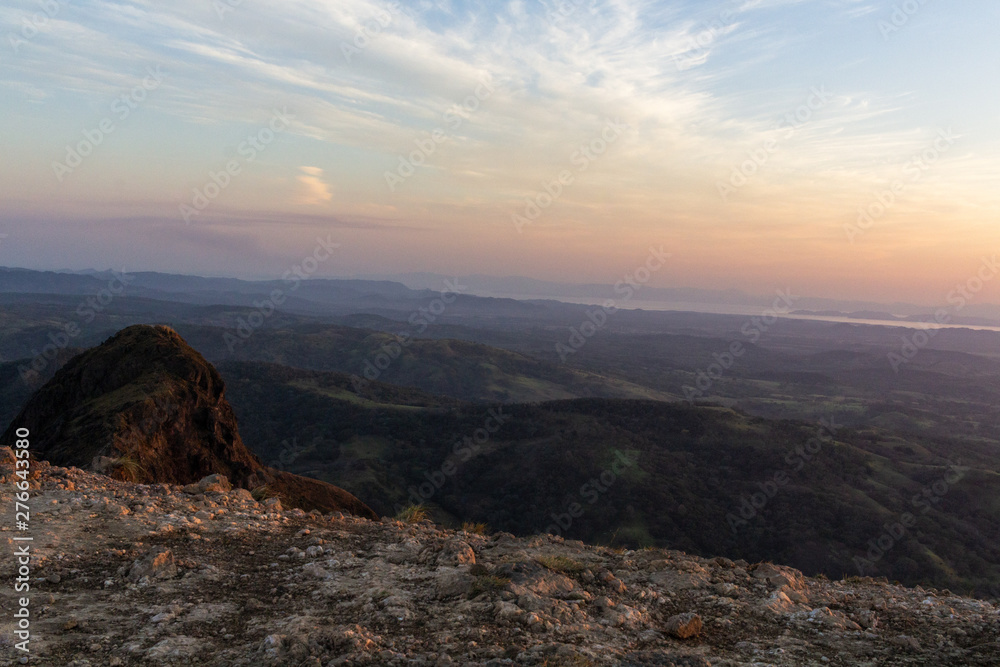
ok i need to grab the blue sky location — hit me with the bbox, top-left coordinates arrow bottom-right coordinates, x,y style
1,0 -> 998,303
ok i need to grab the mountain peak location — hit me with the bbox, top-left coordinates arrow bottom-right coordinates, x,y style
3,324 -> 375,517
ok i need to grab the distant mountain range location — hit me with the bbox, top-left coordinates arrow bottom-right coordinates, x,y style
5,265 -> 1000,326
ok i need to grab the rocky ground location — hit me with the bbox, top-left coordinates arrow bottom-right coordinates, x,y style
1,450 -> 998,666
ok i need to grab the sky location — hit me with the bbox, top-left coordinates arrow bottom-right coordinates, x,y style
1,0 -> 999,305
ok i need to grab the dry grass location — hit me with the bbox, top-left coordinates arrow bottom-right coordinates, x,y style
396,504 -> 430,524
469,575 -> 510,598
461,521 -> 490,535
536,555 -> 587,576
251,485 -> 276,502
108,455 -> 147,483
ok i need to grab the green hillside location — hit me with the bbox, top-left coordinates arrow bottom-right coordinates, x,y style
220,360 -> 1000,598
179,324 -> 677,404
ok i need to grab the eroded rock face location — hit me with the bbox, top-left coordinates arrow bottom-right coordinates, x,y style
1,459 -> 997,667
1,325 -> 376,518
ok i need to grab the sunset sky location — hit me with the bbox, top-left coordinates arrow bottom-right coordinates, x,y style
1,0 -> 998,304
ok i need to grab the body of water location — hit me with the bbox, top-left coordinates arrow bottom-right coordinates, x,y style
490,293 -> 1000,334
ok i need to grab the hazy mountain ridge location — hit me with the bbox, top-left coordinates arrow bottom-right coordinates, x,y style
6,266 -> 1000,327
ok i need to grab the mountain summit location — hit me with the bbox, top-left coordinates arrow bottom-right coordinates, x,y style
2,324 -> 375,517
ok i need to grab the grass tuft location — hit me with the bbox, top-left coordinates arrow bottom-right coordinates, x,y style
396,504 -> 430,524
461,521 -> 490,535
536,555 -> 587,576
108,455 -> 147,483
469,575 -> 510,598
251,485 -> 276,502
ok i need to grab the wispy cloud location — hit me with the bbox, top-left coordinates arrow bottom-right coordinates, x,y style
297,166 -> 333,205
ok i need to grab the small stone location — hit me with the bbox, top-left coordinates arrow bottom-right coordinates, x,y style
127,547 -> 179,582
665,612 -> 703,639
752,562 -> 805,591
230,488 -> 255,503
264,497 -> 282,511
302,562 -> 330,579
198,474 -> 232,494
495,601 -> 524,620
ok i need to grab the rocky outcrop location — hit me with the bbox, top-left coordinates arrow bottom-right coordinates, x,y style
0,457 -> 997,666
1,325 -> 375,518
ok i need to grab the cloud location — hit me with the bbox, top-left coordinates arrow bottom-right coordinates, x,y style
296,166 -> 333,206
1,0 -> 996,301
